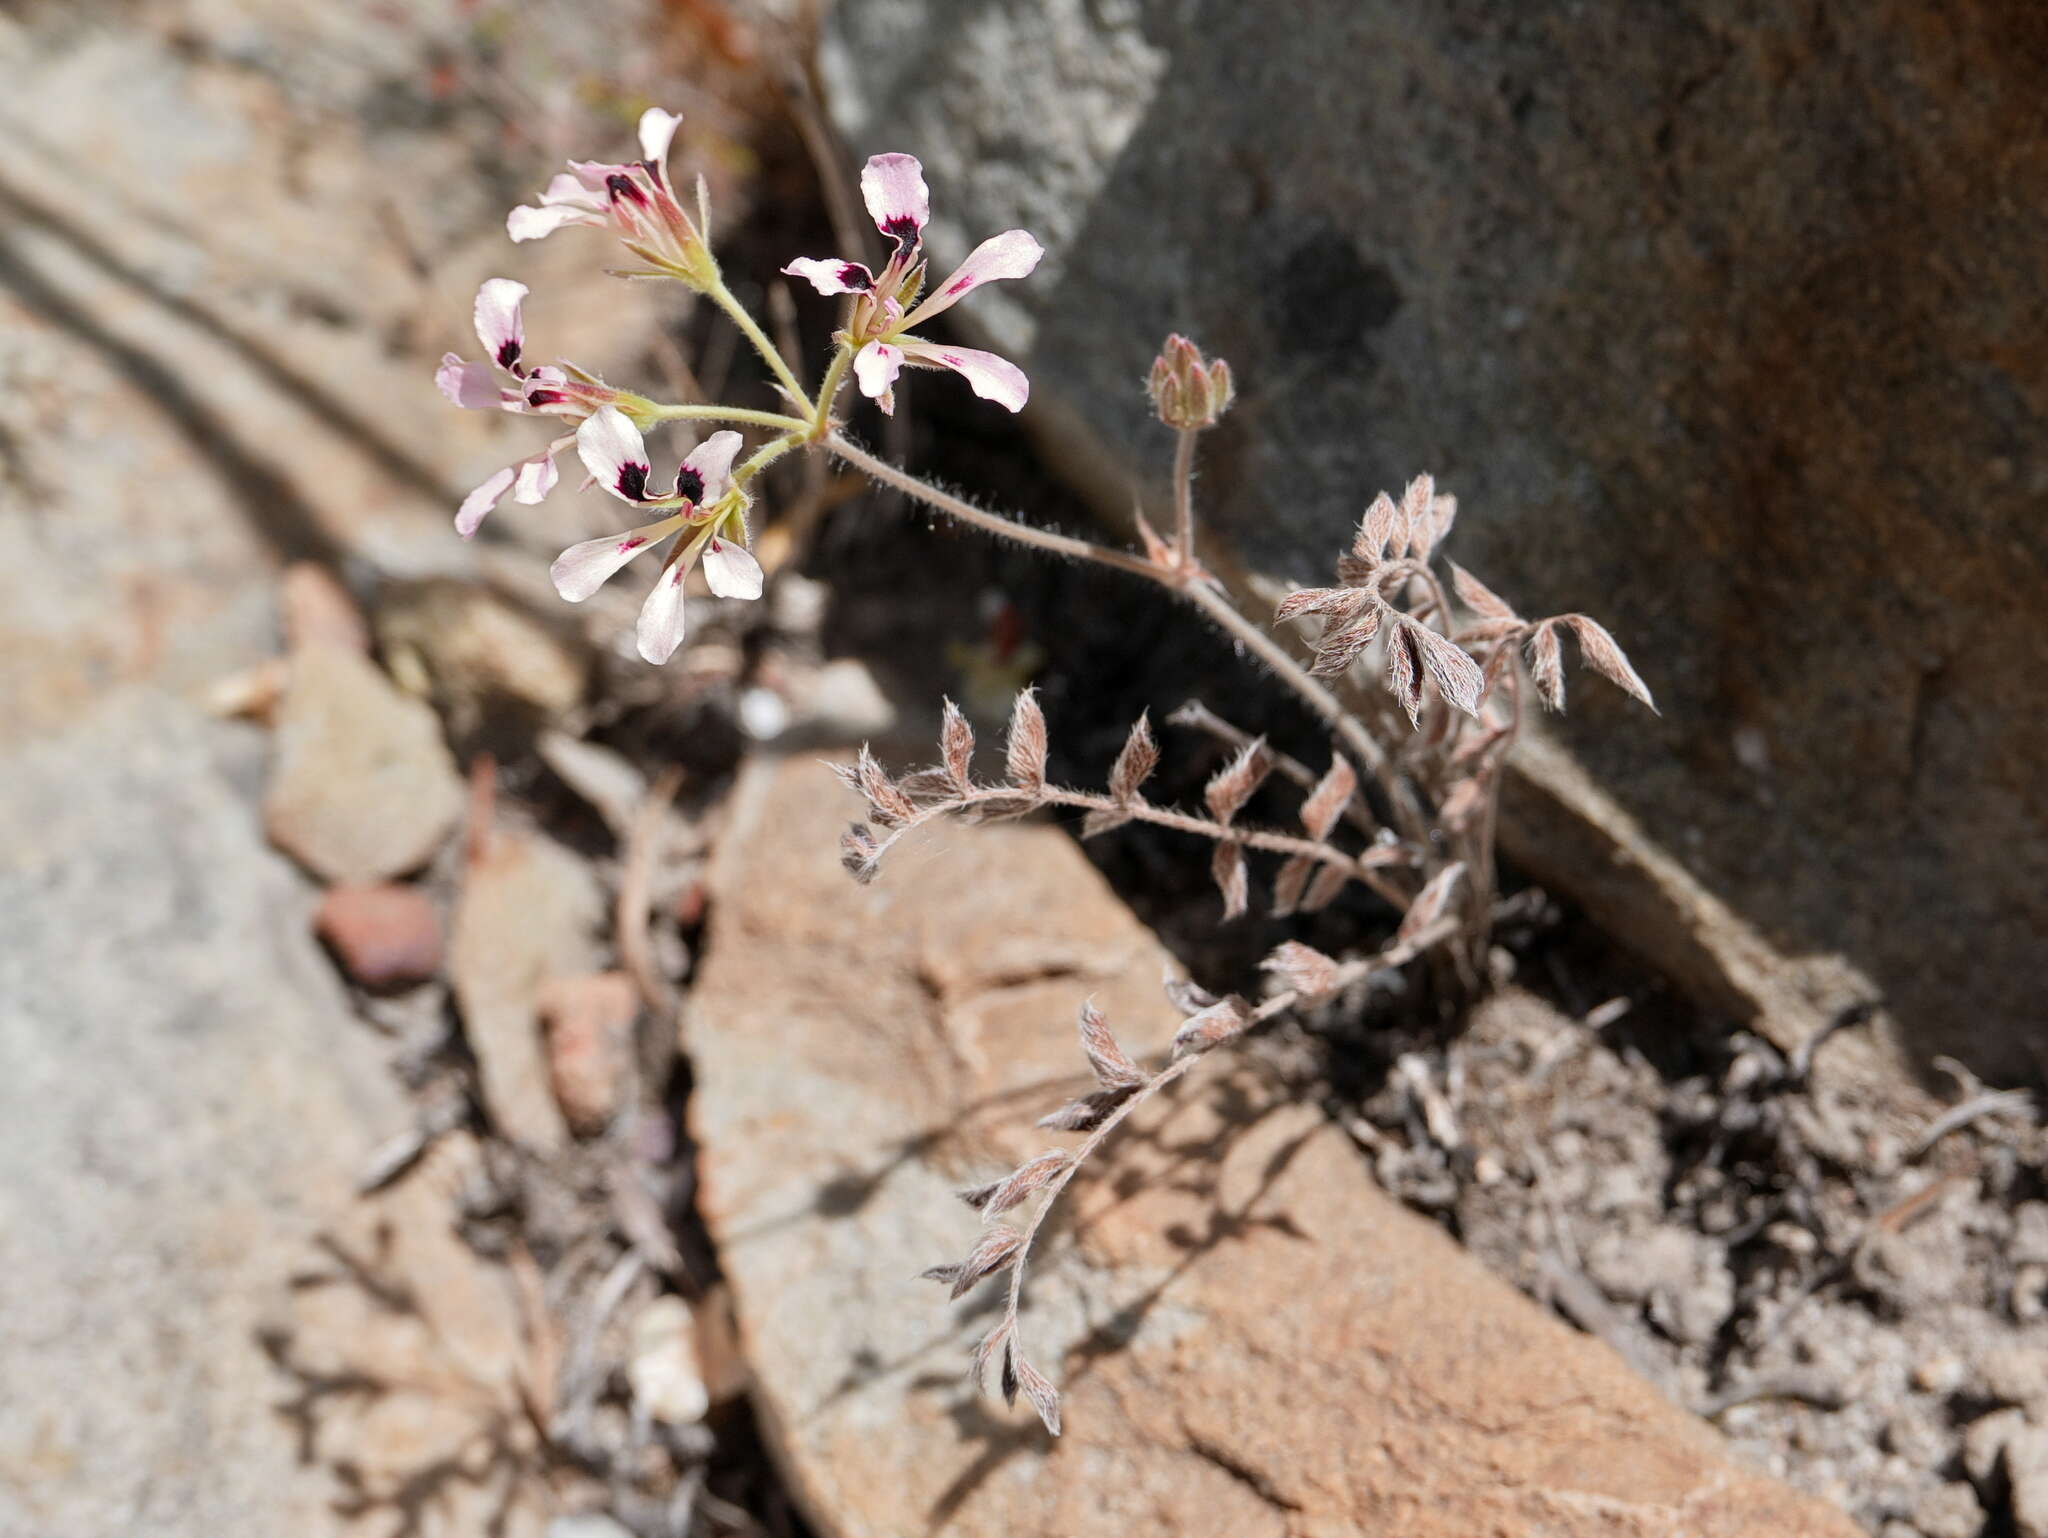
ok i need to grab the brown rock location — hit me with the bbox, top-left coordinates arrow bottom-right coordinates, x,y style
313,882 -> 443,991
279,562 -> 369,655
449,831 -> 603,1153
264,645 -> 465,883
689,756 -> 1858,1538
538,972 -> 641,1136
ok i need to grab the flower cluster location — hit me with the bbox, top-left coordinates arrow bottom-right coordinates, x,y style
437,108 -> 1042,664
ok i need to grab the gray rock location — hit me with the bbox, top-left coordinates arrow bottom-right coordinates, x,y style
823,0 -> 2048,1077
2013,1426 -> 2048,1538
1911,1481 -> 1984,1538
264,643 -> 465,882
1963,1407 -> 2027,1491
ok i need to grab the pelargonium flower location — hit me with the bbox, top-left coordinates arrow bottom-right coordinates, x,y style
507,108 -> 716,289
553,407 -> 764,665
436,278 -> 647,536
782,154 -> 1041,415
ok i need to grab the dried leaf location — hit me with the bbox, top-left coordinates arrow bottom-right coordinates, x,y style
1275,586 -> 1371,624
1300,755 -> 1357,841
1528,622 -> 1565,711
959,1150 -> 1072,1217
1400,861 -> 1466,942
1005,689 -> 1048,791
1449,562 -> 1519,622
1438,775 -> 1487,832
857,746 -> 916,825
1302,861 -> 1351,912
1356,491 -> 1397,565
1310,610 -> 1385,677
1204,738 -> 1272,825
1109,713 -> 1159,804
940,698 -> 975,792
970,1320 -> 1012,1393
922,1224 -> 1024,1301
1411,621 -> 1486,718
1077,1000 -> 1145,1090
1163,967 -> 1220,1017
1262,940 -> 1341,998
999,1339 -> 1019,1404
1210,840 -> 1248,920
1426,491 -> 1458,555
1172,994 -> 1250,1059
1395,473 -> 1434,558
1459,617 -> 1526,648
1334,553 -> 1375,587
839,822 -> 881,884
1271,853 -> 1316,917
1038,1085 -> 1136,1132
1013,1354 -> 1063,1436
1564,615 -> 1656,711
1079,807 -> 1131,839
1386,619 -> 1425,726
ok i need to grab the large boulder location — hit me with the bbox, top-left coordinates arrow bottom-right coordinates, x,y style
821,0 -> 2048,1079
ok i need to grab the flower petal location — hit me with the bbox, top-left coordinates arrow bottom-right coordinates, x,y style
512,446 -> 561,504
436,353 -> 502,410
509,201 -> 598,242
677,430 -> 744,504
455,464 -> 517,538
853,341 -> 904,402
550,513 -> 687,602
636,560 -> 691,664
577,406 -> 659,502
471,279 -> 528,372
781,256 -> 876,296
700,535 -> 764,600
860,153 -> 929,247
638,107 -> 682,168
899,339 -> 1029,413
903,230 -> 1043,327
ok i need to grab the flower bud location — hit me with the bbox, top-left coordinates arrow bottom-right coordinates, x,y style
1148,334 -> 1235,431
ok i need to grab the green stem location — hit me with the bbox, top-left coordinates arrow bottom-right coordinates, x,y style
707,280 -> 812,408
733,431 -> 806,489
646,402 -> 812,433
810,344 -> 854,437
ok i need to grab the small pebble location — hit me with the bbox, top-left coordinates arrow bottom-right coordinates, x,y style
629,1296 -> 709,1425
538,972 -> 640,1136
314,882 -> 443,991
1911,1351 -> 1967,1396
1911,1480 -> 1984,1538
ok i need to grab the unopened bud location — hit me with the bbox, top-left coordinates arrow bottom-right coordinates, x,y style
1148,334 -> 1235,431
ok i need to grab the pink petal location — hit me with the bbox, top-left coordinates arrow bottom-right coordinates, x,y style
508,201 -> 598,242
576,407 -> 658,502
781,256 -> 876,297
860,153 -> 929,245
678,430 -> 744,503
512,447 -> 561,504
903,230 -> 1043,327
436,353 -> 501,410
636,561 -> 691,664
899,339 -> 1029,413
455,464 -> 517,538
853,341 -> 904,402
550,513 -> 687,602
700,536 -> 764,600
638,108 -> 683,167
472,279 -> 528,372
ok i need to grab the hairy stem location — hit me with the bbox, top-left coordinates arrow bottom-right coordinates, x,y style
810,344 -> 854,437
1171,427 -> 1198,569
707,279 -> 812,409
647,401 -> 812,433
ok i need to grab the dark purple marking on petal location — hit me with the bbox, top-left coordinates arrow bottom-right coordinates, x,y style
616,536 -> 646,554
708,537 -> 724,552
945,274 -> 976,296
881,216 -> 920,255
495,338 -> 523,370
616,462 -> 651,501
606,173 -> 650,208
839,263 -> 875,292
674,466 -> 705,504
525,387 -> 566,407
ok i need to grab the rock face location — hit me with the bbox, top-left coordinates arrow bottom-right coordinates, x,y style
822,0 -> 2048,1078
688,756 -> 1859,1538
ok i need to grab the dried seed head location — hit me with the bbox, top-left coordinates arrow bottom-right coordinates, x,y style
1013,1353 -> 1063,1436
1563,614 -> 1656,712
1209,840 -> 1249,920
1300,754 -> 1358,841
959,1150 -> 1073,1218
970,1320 -> 1013,1394
1108,713 -> 1159,805
1400,861 -> 1466,942
940,697 -> 976,792
1147,333 -> 1236,431
840,821 -> 882,884
1449,562 -> 1519,623
1203,738 -> 1272,825
1528,621 -> 1566,711
1302,860 -> 1351,912
1271,853 -> 1315,917
921,1223 -> 1025,1300
1038,1084 -> 1137,1132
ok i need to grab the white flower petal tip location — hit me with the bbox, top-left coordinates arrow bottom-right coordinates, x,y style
904,229 -> 1045,327
853,341 -> 905,402
512,451 -> 559,504
455,465 -> 517,538
550,516 -> 678,603
679,431 -> 744,502
436,354 -> 501,410
781,256 -> 876,296
701,536 -> 764,600
577,407 -> 657,502
861,153 -> 929,244
902,340 -> 1029,413
638,107 -> 683,167
636,563 -> 691,664
472,279 -> 529,368
507,201 -> 591,242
